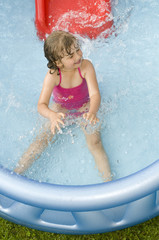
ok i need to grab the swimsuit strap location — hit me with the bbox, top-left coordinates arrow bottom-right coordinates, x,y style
58,68 -> 62,85
78,68 -> 85,80
58,68 -> 84,86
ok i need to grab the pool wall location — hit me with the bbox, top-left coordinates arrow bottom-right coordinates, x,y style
0,160 -> 159,234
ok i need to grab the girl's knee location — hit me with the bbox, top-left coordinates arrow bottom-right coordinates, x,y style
35,131 -> 53,148
86,134 -> 102,149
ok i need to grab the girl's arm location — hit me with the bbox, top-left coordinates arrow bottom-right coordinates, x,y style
82,60 -> 101,123
37,71 -> 56,118
84,60 -> 101,113
38,71 -> 65,133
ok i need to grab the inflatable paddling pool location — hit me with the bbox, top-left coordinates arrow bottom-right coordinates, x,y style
1,161 -> 159,234
1,0 -> 159,235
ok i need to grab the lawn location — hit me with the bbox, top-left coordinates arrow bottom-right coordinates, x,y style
0,216 -> 159,240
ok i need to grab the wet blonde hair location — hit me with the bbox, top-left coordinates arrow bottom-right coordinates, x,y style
44,30 -> 78,73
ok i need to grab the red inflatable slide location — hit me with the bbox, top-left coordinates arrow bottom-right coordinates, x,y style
35,0 -> 113,40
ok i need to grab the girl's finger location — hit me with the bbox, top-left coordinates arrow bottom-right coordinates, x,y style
51,125 -> 55,135
55,122 -> 61,132
86,114 -> 91,121
94,117 -> 99,122
58,113 -> 66,119
89,118 -> 93,124
83,113 -> 87,120
57,119 -> 65,126
93,119 -> 97,125
89,115 -> 95,124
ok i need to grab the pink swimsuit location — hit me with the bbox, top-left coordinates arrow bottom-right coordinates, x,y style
53,68 -> 89,110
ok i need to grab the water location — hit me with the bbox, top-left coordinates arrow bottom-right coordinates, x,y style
0,0 -> 159,185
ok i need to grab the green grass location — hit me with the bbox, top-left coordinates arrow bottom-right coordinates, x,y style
1,216 -> 159,240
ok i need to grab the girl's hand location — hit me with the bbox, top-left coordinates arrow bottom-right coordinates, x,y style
83,112 -> 99,125
49,112 -> 65,134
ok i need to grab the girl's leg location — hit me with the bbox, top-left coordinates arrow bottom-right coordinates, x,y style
82,127 -> 112,182
14,123 -> 54,174
14,103 -> 67,174
79,102 -> 112,182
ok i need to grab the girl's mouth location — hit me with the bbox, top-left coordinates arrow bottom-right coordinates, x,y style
74,59 -> 81,65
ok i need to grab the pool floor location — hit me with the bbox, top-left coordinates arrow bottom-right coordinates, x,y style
0,0 -> 159,185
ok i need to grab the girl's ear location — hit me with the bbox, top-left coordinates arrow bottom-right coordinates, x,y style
56,60 -> 62,67
56,60 -> 63,69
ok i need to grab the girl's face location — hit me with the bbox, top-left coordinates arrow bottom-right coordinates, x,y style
57,43 -> 83,71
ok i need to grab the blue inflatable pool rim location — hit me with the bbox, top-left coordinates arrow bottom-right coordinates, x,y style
0,160 -> 159,234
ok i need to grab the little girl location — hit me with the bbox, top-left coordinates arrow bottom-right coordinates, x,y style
15,30 -> 112,182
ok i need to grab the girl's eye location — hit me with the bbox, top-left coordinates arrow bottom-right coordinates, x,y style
69,55 -> 73,58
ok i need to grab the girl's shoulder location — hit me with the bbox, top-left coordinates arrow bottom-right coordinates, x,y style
80,59 -> 95,76
81,59 -> 93,69
44,69 -> 60,86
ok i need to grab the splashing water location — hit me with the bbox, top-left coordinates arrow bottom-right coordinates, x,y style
1,0 -> 159,185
